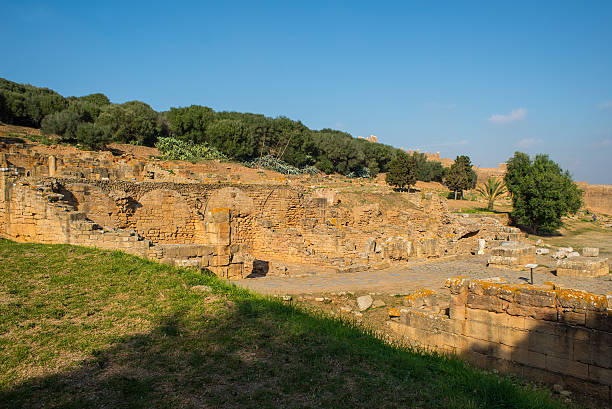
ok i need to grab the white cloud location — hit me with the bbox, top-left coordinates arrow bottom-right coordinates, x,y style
516,138 -> 542,148
598,101 -> 612,110
488,108 -> 527,124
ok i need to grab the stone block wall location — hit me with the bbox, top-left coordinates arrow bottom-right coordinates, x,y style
556,256 -> 610,278
488,242 -> 535,269
389,278 -> 612,400
0,174 -> 150,257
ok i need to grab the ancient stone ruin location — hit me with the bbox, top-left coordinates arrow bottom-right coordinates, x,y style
0,140 -> 518,278
1,139 -> 610,401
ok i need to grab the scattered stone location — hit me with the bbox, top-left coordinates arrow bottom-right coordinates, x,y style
566,251 -> 580,258
190,285 -> 211,292
552,247 -> 573,259
372,299 -> 386,308
340,306 -> 352,313
353,311 -> 363,317
560,390 -> 571,397
356,294 -> 373,311
553,384 -> 564,393
536,239 -> 543,245
582,247 -> 599,257
281,295 -> 292,302
536,248 -> 550,255
314,297 -> 325,302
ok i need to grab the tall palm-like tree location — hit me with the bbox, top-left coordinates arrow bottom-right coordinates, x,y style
476,176 -> 508,211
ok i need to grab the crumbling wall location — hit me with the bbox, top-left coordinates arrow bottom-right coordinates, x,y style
389,278 -> 612,400
0,173 -> 150,257
576,182 -> 612,216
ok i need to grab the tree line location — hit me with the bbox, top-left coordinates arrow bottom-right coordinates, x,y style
0,77 -> 447,179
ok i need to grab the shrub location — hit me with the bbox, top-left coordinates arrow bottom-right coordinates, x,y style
41,110 -> 81,139
75,123 -> 111,150
246,155 -> 319,175
155,137 -> 226,162
347,167 -> 371,178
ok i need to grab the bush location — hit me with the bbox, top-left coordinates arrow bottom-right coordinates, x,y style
96,101 -> 165,145
76,123 -> 111,150
246,155 -> 319,175
347,167 -> 371,178
41,110 -> 81,139
155,137 -> 226,162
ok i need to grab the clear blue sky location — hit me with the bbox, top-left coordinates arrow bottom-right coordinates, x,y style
1,1 -> 611,183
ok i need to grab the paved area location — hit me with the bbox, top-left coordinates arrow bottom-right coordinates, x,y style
234,255 -> 612,296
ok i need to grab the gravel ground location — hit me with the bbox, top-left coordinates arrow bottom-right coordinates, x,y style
234,254 -> 612,296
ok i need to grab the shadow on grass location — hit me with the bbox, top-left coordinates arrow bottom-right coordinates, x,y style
0,297 -> 569,409
0,241 -> 568,409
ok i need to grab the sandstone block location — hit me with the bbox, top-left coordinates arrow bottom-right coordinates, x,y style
589,365 -> 612,386
556,256 -> 610,278
467,293 -> 506,313
546,356 -> 588,379
582,247 -> 600,257
511,348 -> 546,369
529,331 -> 572,359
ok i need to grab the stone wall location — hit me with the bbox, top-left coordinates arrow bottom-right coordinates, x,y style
576,182 -> 612,216
0,173 -> 150,257
389,278 -> 612,400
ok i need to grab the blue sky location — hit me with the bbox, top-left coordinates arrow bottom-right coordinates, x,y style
1,1 -> 611,183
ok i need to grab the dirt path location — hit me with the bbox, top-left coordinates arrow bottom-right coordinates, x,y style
234,255 -> 612,296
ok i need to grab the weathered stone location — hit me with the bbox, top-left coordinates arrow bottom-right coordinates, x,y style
357,295 -> 373,311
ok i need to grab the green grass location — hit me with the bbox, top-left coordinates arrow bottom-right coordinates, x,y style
0,240 -> 574,408
454,207 -> 502,215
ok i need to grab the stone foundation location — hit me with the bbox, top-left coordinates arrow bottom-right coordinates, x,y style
488,242 -> 536,269
556,256 -> 610,278
389,278 -> 612,400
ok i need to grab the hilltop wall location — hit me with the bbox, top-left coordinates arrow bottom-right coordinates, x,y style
576,182 -> 612,216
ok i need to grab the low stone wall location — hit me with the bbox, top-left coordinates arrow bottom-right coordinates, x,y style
488,242 -> 536,269
556,256 -> 609,278
0,174 -> 246,277
389,278 -> 612,400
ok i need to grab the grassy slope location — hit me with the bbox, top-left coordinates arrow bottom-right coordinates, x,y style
0,240 -> 573,409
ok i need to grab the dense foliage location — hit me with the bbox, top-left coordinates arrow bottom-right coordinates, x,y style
246,155 -> 319,175
411,152 -> 447,182
444,155 -> 477,199
385,152 -> 417,190
155,137 -> 226,162
1,77 -> 450,177
504,152 -> 582,234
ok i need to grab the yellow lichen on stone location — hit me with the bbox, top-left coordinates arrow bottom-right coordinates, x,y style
405,289 -> 435,302
445,276 -> 472,288
388,308 -> 401,318
554,289 -> 607,309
